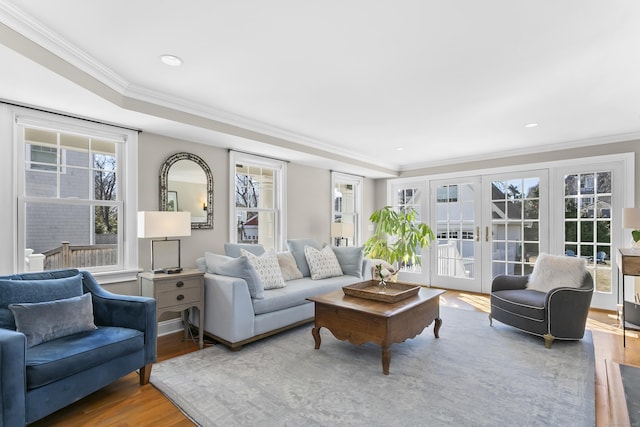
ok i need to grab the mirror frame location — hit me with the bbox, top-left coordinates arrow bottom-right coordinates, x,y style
159,152 -> 214,229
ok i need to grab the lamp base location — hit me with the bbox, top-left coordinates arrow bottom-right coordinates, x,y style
152,267 -> 183,274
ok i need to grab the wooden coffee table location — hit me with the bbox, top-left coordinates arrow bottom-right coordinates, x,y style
307,286 -> 445,375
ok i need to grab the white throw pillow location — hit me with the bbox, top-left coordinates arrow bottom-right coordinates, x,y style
277,251 -> 303,281
304,245 -> 343,280
526,253 -> 587,293
240,248 -> 287,290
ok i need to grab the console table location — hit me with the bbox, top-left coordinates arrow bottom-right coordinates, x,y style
139,269 -> 205,349
616,248 -> 640,347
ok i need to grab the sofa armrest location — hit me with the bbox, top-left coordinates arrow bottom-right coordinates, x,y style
362,258 -> 373,280
0,328 -> 27,426
491,274 -> 529,292
80,271 -> 157,366
201,273 -> 256,343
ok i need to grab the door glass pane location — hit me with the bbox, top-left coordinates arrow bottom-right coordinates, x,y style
436,183 -> 475,279
564,172 -> 611,293
491,177 -> 540,277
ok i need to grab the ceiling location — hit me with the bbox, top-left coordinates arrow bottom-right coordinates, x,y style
1,1 -> 640,178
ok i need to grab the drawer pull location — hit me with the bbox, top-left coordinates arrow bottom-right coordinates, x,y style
176,281 -> 184,288
176,294 -> 184,301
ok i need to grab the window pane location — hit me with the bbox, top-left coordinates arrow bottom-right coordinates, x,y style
25,202 -> 118,270
61,167 -> 90,198
25,167 -> 57,197
236,210 -> 275,249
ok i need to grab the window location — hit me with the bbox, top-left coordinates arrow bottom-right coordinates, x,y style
331,172 -> 363,246
13,108 -> 138,276
230,152 -> 286,251
394,185 -> 424,272
564,171 -> 612,293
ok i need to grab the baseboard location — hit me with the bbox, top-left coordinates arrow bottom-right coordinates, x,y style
157,318 -> 184,337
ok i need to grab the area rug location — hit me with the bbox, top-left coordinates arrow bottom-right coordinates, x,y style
620,364 -> 640,425
150,306 -> 595,426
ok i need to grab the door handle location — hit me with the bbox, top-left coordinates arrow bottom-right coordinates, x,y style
485,226 -> 489,242
476,227 -> 480,242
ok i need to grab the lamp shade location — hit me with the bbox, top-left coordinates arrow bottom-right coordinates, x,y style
137,211 -> 191,238
331,222 -> 354,237
623,208 -> 640,229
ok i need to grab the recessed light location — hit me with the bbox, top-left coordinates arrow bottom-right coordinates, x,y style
524,122 -> 539,128
396,147 -> 405,151
160,54 -> 183,67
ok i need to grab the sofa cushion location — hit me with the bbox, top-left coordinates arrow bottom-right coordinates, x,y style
287,239 -> 320,277
241,249 -> 286,290
224,243 -> 265,258
277,251 -> 303,281
331,246 -> 364,278
0,273 -> 84,330
25,326 -> 144,389
252,275 -> 360,315
10,293 -> 97,348
490,289 -> 546,321
527,253 -> 586,293
205,252 -> 264,299
304,245 -> 343,280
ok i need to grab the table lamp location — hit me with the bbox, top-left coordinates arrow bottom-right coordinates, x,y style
138,211 -> 191,273
622,208 -> 640,250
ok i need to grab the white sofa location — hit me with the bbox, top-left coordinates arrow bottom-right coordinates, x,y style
195,240 -> 372,350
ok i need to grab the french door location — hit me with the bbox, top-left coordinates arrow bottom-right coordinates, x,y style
481,171 -> 548,289
430,178 -> 482,292
429,170 -> 548,294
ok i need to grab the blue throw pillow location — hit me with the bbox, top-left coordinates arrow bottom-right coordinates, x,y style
223,243 -> 265,258
286,239 -> 320,277
331,246 -> 364,278
0,273 -> 84,330
9,293 -> 97,347
205,252 -> 264,299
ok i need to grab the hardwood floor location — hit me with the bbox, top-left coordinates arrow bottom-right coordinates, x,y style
31,290 -> 638,426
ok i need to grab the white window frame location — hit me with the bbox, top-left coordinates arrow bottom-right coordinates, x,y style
330,172 -> 363,246
2,105 -> 138,280
229,151 -> 287,251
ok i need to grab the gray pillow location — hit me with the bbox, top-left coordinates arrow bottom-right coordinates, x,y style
9,293 -> 97,348
286,239 -> 320,277
205,252 -> 264,299
224,243 -> 265,258
331,246 -> 365,278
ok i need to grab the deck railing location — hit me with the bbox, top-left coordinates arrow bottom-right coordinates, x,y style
42,241 -> 117,270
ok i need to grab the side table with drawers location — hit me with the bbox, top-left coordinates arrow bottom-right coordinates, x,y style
139,269 -> 205,349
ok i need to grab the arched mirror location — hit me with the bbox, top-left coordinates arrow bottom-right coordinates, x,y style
160,152 -> 213,229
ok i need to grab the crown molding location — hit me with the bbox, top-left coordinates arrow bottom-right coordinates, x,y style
0,0 -> 392,172
400,131 -> 640,173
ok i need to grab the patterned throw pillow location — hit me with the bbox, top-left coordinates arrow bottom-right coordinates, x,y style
304,245 -> 344,280
240,249 -> 287,290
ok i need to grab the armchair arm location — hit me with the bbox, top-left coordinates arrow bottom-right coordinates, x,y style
80,271 -> 157,366
0,328 -> 27,426
491,274 -> 529,292
546,272 -> 594,339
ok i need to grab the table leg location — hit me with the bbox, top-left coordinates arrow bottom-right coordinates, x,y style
434,317 -> 442,338
182,310 -> 189,341
198,306 -> 204,349
312,326 -> 322,349
381,346 -> 391,375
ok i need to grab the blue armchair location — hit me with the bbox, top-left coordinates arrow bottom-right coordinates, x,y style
0,269 -> 156,426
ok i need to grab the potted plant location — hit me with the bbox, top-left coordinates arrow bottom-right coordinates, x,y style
364,206 -> 435,274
